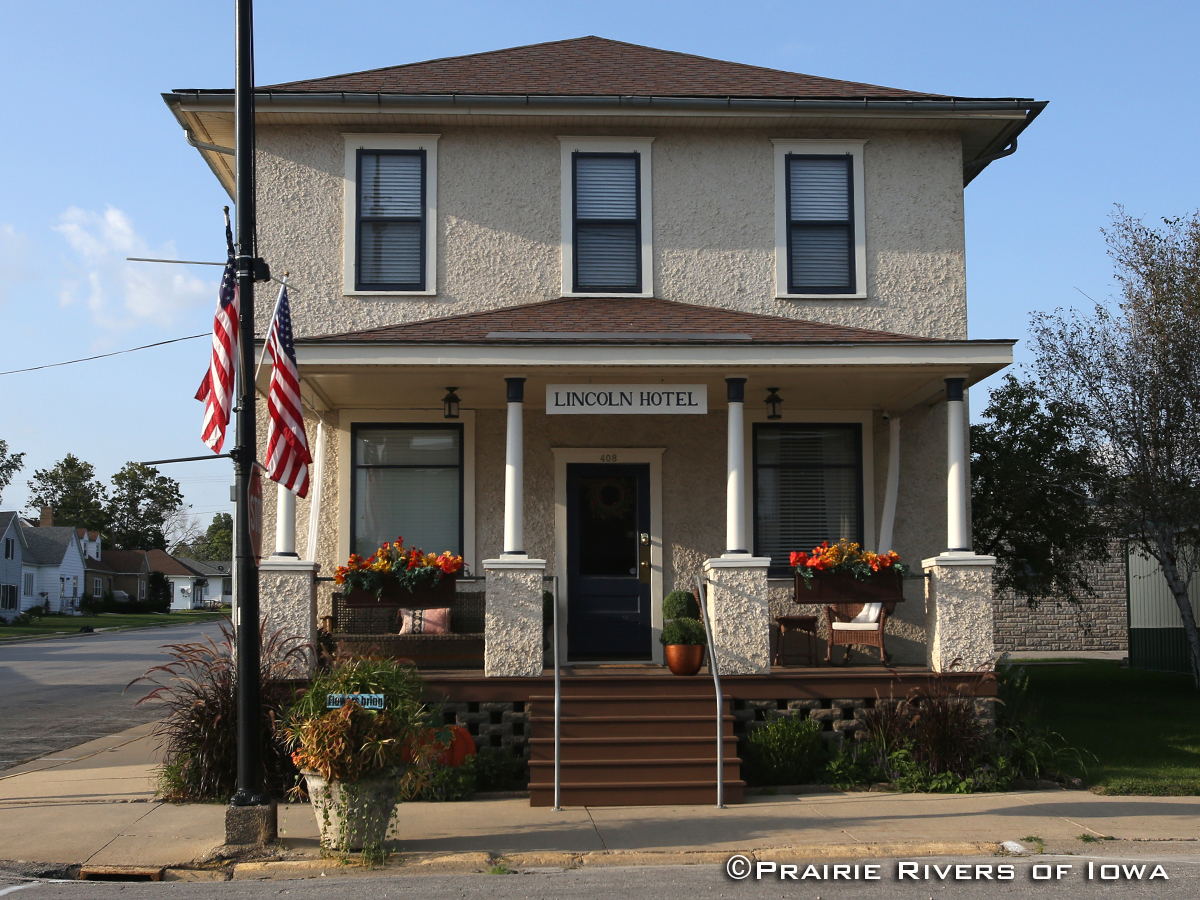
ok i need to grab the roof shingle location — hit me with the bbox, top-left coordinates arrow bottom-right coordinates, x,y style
260,36 -> 948,101
302,297 -> 939,346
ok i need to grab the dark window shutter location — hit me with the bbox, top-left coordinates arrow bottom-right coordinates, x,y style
786,155 -> 854,293
574,153 -> 640,292
356,151 -> 425,290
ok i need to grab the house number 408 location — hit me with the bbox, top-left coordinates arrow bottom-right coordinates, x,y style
600,453 -> 618,462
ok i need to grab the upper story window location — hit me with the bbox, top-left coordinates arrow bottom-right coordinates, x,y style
3,537 -> 13,559
560,137 -> 654,297
343,134 -> 439,296
773,140 -> 866,300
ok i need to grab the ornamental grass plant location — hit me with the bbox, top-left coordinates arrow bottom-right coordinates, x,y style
126,619 -> 308,801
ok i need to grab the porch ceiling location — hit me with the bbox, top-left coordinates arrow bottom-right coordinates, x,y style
287,362 -> 1005,415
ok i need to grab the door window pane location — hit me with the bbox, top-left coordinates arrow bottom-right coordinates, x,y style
577,476 -> 638,577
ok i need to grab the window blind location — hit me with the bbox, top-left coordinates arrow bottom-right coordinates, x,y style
352,426 -> 462,559
356,151 -> 424,290
755,424 -> 863,574
787,155 -> 853,293
574,153 -> 640,291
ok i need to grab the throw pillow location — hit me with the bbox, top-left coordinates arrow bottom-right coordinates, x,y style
399,607 -> 451,635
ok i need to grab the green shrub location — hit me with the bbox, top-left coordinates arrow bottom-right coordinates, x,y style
662,589 -> 699,621
402,755 -> 477,802
659,617 -> 706,646
473,746 -> 528,791
742,714 -> 824,786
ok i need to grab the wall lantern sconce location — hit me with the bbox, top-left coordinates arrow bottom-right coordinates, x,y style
765,387 -> 783,420
442,387 -> 461,419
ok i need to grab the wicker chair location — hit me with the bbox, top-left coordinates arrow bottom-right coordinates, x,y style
823,600 -> 898,666
324,589 -> 486,669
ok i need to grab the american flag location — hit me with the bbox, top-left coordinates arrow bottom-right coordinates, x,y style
264,283 -> 312,497
194,211 -> 239,453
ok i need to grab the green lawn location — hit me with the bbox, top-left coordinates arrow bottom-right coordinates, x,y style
0,609 -> 228,641
1023,660 -> 1200,795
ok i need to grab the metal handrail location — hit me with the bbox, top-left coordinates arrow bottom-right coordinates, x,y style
694,574 -> 725,809
543,574 -> 562,811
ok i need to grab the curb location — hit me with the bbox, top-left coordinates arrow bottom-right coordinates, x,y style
211,841 -> 1001,881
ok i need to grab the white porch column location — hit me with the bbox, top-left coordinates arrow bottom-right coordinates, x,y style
273,483 -> 297,557
945,377 -> 970,553
503,376 -> 526,556
304,416 -> 325,562
724,376 -> 748,556
877,415 -> 901,553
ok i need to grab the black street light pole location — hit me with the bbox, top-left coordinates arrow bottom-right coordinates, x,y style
231,0 -> 263,809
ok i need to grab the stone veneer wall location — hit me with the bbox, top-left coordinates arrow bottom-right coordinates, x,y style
992,544 -> 1127,652
440,700 -> 530,760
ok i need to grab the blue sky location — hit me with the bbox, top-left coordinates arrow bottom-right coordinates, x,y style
1,1 -> 1196,526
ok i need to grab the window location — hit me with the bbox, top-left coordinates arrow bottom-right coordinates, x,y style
93,577 -> 101,597
3,537 -> 13,559
0,584 -> 16,611
773,140 -> 866,299
72,576 -> 78,598
560,137 -> 654,297
24,573 -> 34,596
573,154 -> 640,292
351,424 -> 463,559
59,577 -> 65,598
753,423 -> 864,577
343,134 -> 438,296
139,580 -> 146,600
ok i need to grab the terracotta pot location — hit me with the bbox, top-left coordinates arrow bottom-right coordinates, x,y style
342,574 -> 457,608
664,643 -> 705,676
303,770 -> 404,852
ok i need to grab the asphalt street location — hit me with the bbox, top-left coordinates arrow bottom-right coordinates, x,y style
0,622 -> 222,770
1,855 -> 1198,900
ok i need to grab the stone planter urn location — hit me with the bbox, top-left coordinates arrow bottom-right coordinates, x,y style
303,769 -> 404,853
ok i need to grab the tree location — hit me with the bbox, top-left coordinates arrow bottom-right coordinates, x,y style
175,512 -> 233,561
971,373 -> 1111,604
27,454 -> 107,533
106,463 -> 185,550
0,440 -> 25,504
1031,208 -> 1200,688
164,506 -> 204,554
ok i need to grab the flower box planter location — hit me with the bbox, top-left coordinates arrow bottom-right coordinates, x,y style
342,574 -> 457,609
794,569 -> 904,605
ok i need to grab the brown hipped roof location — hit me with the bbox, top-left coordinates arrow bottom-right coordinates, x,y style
147,549 -> 205,578
261,36 -> 947,101
301,297 -> 939,345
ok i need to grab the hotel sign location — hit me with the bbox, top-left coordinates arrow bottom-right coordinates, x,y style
546,384 -> 708,414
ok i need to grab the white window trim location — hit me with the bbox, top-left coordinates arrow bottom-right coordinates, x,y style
773,139 -> 867,301
558,136 -> 655,298
742,407 -> 876,577
336,409 -> 477,576
342,133 -> 440,297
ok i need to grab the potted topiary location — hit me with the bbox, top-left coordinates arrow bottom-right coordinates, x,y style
284,658 -> 444,863
660,589 -> 707,676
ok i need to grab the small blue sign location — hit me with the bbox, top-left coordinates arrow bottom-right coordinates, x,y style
326,693 -> 386,710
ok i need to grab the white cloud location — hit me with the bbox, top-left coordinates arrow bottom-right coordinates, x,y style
54,207 -> 215,331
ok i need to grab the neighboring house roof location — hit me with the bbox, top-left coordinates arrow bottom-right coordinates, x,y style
146,549 -> 206,578
86,550 -> 149,576
176,558 -> 232,578
21,526 -> 81,567
256,36 -> 951,101
300,297 -> 943,346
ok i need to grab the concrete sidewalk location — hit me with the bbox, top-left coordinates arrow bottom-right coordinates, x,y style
1,724 -> 1197,875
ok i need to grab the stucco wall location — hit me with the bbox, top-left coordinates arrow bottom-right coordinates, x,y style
253,125 -> 965,340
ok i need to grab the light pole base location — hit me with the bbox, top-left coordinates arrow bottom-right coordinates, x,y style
225,800 -> 277,847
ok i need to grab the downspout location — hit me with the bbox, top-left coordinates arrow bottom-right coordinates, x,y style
877,416 -> 901,553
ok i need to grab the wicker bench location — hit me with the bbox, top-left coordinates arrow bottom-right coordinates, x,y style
323,589 -> 486,669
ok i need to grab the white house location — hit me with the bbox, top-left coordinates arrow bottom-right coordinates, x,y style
147,549 -> 209,611
1,512 -> 28,620
19,522 -> 87,614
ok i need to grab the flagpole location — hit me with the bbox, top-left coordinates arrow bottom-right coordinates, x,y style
231,0 -> 266,818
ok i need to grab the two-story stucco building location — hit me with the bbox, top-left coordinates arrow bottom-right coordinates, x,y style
165,37 -> 1042,804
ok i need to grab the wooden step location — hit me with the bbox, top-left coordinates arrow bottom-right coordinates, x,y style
528,735 -> 739,761
529,780 -> 746,807
528,757 -> 741,783
529,714 -> 734,739
529,694 -> 729,717
554,677 -> 721,698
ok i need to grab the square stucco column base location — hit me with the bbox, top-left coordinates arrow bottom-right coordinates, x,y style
484,556 -> 547,677
258,559 -> 320,676
703,556 -> 772,675
923,553 -> 998,673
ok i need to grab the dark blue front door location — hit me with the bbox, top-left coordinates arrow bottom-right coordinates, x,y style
566,463 -> 652,660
